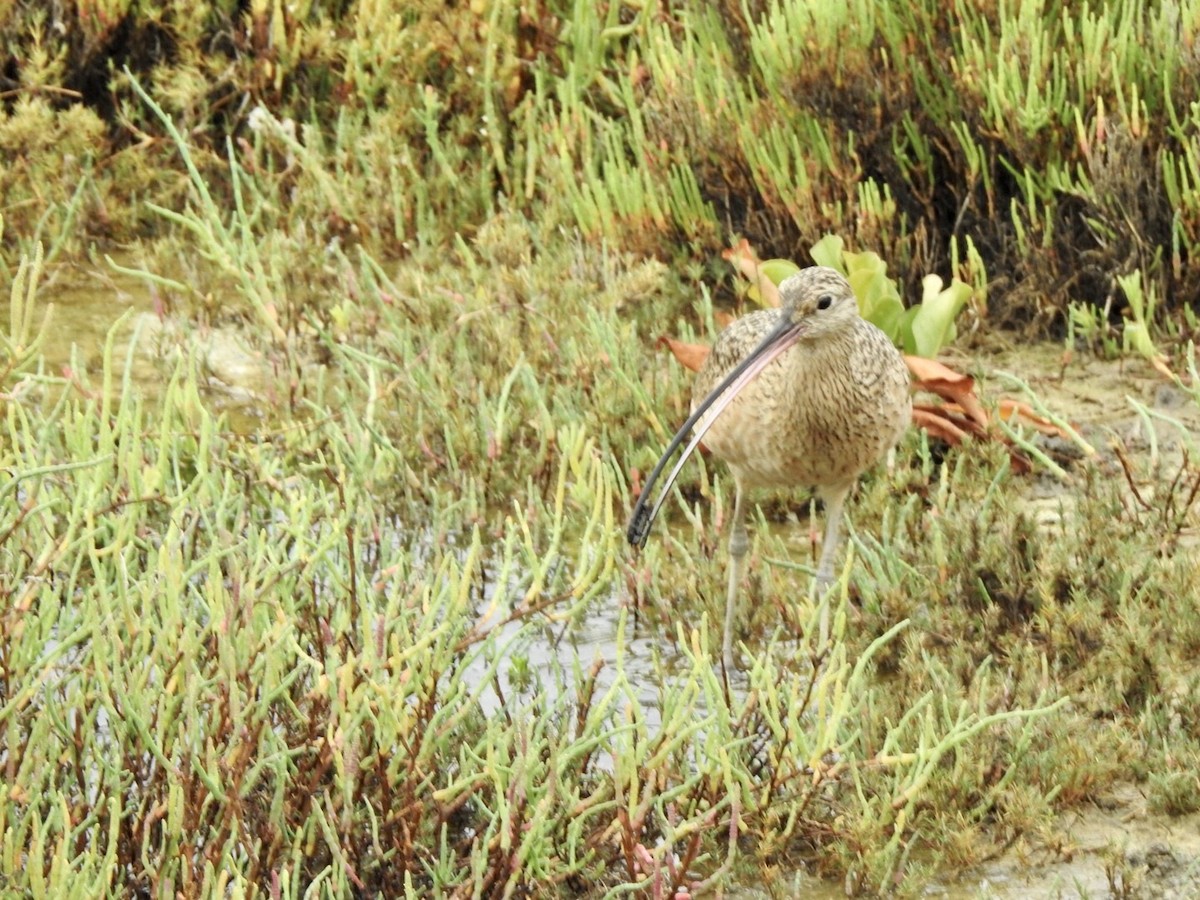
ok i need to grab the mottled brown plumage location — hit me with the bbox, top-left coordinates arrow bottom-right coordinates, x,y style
628,266 -> 910,674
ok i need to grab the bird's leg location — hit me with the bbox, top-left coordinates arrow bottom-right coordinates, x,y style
722,479 -> 749,677
814,485 -> 850,647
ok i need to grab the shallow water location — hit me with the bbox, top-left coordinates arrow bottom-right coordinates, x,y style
35,267 -> 159,389
32,267 -> 272,431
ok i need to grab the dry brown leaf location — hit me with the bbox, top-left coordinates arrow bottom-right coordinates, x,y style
721,239 -> 781,308
658,336 -> 710,373
996,399 -> 1071,438
905,355 -> 989,430
904,355 -> 971,384
919,403 -> 989,438
721,238 -> 760,279
914,405 -> 1032,472
912,406 -> 971,444
902,355 -> 974,386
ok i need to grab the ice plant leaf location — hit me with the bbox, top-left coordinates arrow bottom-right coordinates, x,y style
809,233 -> 845,270
909,276 -> 972,358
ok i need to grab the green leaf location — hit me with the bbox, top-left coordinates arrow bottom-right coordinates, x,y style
759,258 -> 801,286
909,275 -> 972,357
806,236 -> 966,352
747,258 -> 803,309
1122,322 -> 1159,359
809,234 -> 846,271
897,306 -> 921,354
844,250 -> 904,340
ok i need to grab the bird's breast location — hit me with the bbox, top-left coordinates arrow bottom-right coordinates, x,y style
692,322 -> 910,491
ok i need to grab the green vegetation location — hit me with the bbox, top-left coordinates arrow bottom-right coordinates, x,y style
4,0 -> 1200,336
3,0 -> 1200,896
745,235 -> 976,356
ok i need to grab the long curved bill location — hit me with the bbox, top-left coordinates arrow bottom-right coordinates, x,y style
627,312 -> 805,548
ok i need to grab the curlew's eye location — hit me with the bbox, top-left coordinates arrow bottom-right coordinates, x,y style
816,294 -> 833,310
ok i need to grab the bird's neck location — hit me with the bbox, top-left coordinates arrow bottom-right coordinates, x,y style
789,325 -> 860,366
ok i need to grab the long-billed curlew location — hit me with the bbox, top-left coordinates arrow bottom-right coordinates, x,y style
627,266 -> 911,674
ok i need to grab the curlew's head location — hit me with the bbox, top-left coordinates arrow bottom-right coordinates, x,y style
626,265 -> 863,548
777,266 -> 860,342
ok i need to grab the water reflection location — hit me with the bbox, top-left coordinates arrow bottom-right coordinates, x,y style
35,268 -> 270,431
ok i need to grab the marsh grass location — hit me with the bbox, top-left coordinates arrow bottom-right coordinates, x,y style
8,0 -> 1200,336
6,193 -> 1200,895
5,0 -> 1200,895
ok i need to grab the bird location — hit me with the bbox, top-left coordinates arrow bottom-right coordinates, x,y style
627,266 -> 911,675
